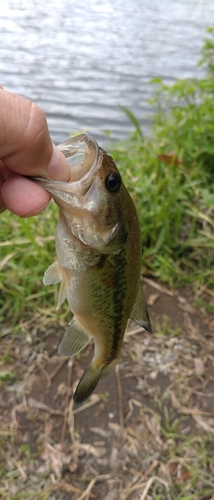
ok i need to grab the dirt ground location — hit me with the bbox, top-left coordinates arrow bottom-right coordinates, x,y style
1,279 -> 214,500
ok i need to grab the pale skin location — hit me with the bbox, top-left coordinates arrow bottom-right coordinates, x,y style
0,87 -> 70,217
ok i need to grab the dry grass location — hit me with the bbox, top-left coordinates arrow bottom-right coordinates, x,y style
1,281 -> 214,500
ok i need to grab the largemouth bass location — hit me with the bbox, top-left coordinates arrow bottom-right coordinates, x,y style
33,133 -> 151,404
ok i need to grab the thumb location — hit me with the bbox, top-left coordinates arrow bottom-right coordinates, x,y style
0,89 -> 70,181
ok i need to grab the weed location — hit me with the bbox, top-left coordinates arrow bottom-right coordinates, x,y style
111,30 -> 214,292
0,370 -> 16,385
0,30 -> 214,325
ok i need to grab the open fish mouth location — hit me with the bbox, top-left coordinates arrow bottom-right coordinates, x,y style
31,133 -> 102,197
58,133 -> 100,182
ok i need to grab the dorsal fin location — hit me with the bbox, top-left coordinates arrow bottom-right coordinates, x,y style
130,281 -> 152,333
58,317 -> 91,357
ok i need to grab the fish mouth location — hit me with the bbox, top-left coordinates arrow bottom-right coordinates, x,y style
58,133 -> 99,182
31,133 -> 101,200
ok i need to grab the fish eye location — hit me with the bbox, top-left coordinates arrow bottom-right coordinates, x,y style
105,172 -> 121,193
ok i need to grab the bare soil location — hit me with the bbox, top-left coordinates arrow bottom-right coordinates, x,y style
1,280 -> 214,500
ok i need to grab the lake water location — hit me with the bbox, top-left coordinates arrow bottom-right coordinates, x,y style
1,0 -> 214,146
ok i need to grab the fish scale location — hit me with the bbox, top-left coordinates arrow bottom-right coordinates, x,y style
32,133 -> 152,404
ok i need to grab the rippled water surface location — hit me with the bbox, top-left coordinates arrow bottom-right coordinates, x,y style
1,0 -> 214,145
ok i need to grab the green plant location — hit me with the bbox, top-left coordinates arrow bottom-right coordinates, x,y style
111,28 -> 214,291
1,29 -> 214,325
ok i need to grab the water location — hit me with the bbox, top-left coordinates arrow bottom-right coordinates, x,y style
1,0 -> 214,146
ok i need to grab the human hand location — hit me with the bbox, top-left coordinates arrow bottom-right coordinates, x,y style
0,88 -> 70,217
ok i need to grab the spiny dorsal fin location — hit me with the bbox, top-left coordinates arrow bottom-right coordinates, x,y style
73,363 -> 103,404
130,281 -> 152,333
58,317 -> 91,357
43,261 -> 62,285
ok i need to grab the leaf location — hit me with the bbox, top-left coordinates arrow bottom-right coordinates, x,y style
194,358 -> 205,376
157,151 -> 184,166
149,77 -> 163,84
147,293 -> 159,306
120,106 -> 143,138
0,371 -> 16,382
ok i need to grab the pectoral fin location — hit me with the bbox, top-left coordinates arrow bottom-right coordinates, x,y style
43,261 -> 62,285
58,317 -> 92,357
131,282 -> 152,333
56,271 -> 69,311
43,262 -> 69,310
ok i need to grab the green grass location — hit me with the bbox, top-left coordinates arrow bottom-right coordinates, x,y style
111,28 -> 214,291
0,205 -> 70,328
0,28 -> 214,325
110,123 -> 214,289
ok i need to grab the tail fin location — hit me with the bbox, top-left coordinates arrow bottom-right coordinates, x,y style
73,364 -> 103,404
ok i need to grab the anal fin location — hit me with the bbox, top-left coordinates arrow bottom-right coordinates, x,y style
58,317 -> 91,357
131,281 -> 152,333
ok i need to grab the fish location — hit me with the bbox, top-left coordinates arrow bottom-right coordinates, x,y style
32,133 -> 151,404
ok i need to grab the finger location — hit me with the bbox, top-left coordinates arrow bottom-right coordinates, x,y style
0,161 -> 13,213
0,170 -> 5,213
2,175 -> 51,217
0,89 -> 70,181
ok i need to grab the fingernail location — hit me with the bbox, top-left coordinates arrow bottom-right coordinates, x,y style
48,144 -> 70,181
26,200 -> 51,217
